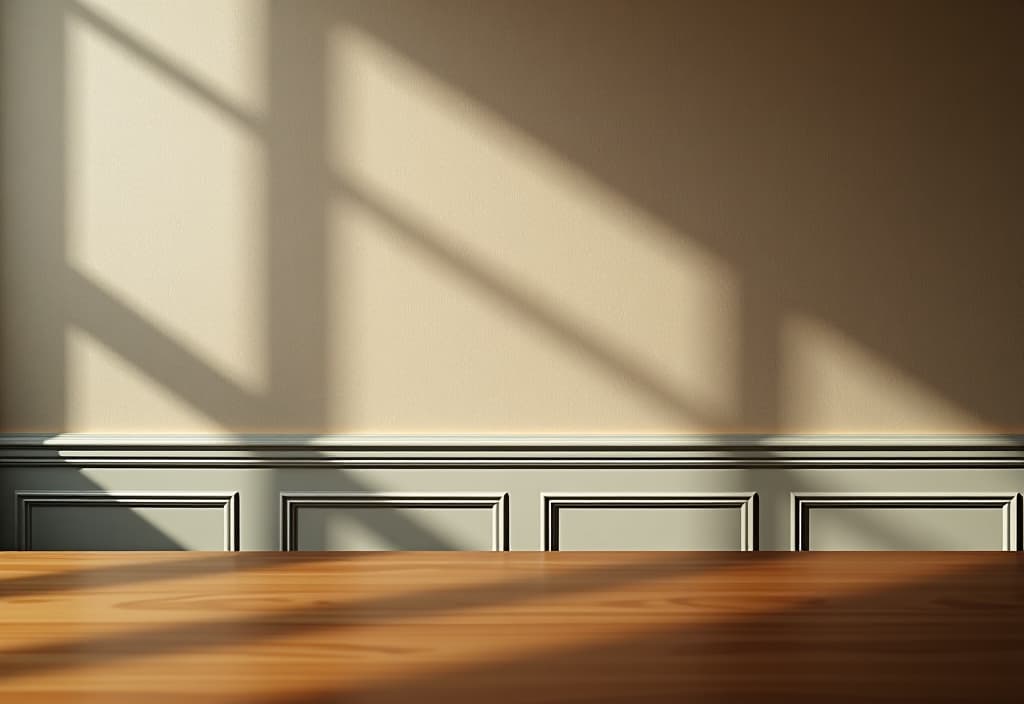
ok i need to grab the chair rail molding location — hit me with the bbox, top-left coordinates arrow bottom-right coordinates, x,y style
1,434 -> 1022,468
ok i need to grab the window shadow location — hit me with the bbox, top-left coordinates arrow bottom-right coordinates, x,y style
5,0 -> 1021,556
334,0 -> 1024,431
0,0 -> 460,552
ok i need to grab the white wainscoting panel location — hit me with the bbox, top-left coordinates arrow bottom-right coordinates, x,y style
1,435 -> 1022,551
542,493 -> 757,551
15,491 -> 239,550
792,493 -> 1021,551
281,493 -> 509,551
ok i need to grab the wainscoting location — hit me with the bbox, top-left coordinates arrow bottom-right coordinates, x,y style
1,435 -> 1022,551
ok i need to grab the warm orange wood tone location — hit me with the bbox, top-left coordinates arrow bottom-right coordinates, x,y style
0,551 -> 1022,702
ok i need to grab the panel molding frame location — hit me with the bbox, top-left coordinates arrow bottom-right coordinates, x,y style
280,492 -> 510,551
791,492 -> 1023,552
541,492 -> 758,551
15,491 -> 240,551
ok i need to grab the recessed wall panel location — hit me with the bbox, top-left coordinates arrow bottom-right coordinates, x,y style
793,494 -> 1021,551
544,494 -> 757,551
17,493 -> 239,550
282,493 -> 508,551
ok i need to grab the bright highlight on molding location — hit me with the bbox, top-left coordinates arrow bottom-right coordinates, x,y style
0,434 -> 1021,469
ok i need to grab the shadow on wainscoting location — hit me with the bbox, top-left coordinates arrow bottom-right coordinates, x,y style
0,468 -> 184,550
0,439 -> 459,552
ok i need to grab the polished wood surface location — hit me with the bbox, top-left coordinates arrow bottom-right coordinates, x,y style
1,551 -> 1022,702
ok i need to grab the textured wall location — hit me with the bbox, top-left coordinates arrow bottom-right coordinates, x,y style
2,0 -> 1022,434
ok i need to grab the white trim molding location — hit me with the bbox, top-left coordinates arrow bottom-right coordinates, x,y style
1,434 -> 1022,469
791,492 -> 1022,551
280,492 -> 509,551
15,491 -> 240,551
542,492 -> 758,551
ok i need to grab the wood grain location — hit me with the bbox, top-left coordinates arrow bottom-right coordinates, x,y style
0,552 -> 1022,702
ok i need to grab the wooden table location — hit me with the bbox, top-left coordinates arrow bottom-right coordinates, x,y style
1,552 -> 1022,702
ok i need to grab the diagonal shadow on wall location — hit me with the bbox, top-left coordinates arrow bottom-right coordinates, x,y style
0,0 -> 461,551
334,0 -> 1024,431
5,0 -> 1019,551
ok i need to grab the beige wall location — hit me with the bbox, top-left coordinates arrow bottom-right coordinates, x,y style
1,0 -> 1022,435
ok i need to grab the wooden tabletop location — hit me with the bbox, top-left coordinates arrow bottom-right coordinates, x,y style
0,551 -> 1022,703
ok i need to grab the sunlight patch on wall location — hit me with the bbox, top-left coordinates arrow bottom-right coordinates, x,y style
73,0 -> 267,115
64,7 -> 268,397
781,314 -> 985,432
329,197 -> 709,432
327,27 -> 738,431
67,326 -> 220,432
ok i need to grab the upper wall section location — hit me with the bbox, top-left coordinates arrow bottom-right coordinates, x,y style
2,0 -> 1022,434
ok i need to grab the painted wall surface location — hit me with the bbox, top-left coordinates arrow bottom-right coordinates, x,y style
2,0 -> 1022,435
